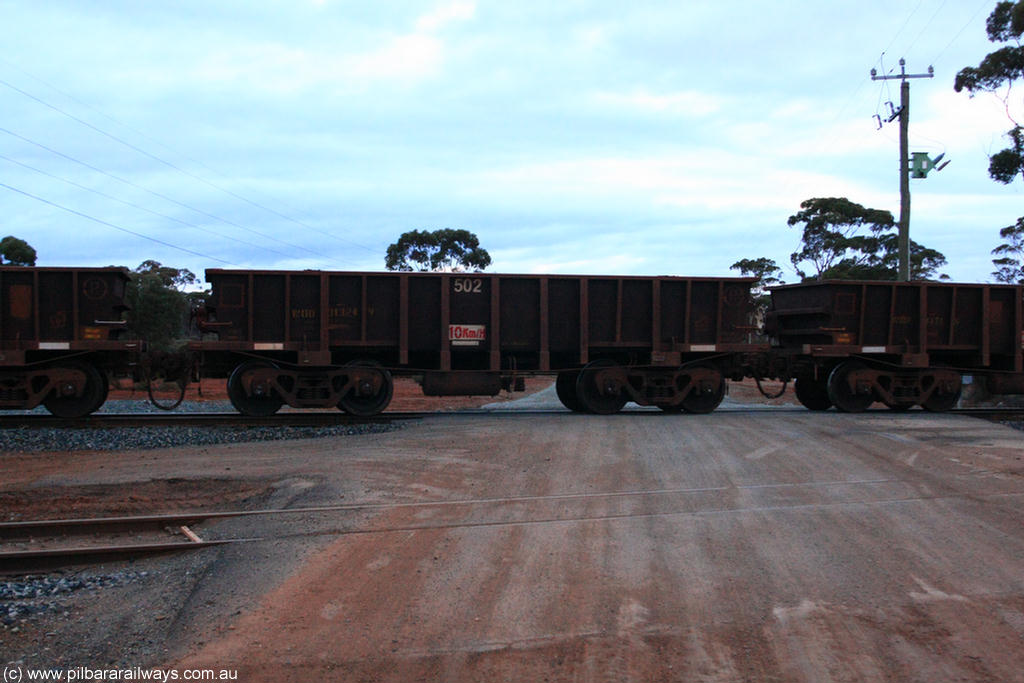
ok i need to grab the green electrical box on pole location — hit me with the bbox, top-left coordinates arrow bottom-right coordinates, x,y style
910,152 -> 949,178
870,58 -> 934,281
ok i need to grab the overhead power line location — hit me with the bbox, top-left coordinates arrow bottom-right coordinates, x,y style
0,181 -> 236,265
0,153 -> 298,260
0,72 -> 379,254
932,0 -> 992,65
0,125 -> 336,263
904,0 -> 949,57
880,0 -> 927,58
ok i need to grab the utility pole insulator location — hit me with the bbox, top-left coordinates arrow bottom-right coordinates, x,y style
871,59 -> 934,281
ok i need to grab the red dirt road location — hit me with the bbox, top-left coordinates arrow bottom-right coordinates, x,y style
173,405 -> 1024,681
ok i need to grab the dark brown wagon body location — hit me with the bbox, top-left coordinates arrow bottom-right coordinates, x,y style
0,266 -> 133,415
197,269 -> 765,414
767,280 -> 1024,411
9,264 -> 1022,418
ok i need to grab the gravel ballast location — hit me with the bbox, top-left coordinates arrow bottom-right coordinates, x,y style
0,400 -> 402,453
2,571 -> 152,626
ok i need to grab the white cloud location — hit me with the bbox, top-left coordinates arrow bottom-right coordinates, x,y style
415,1 -> 476,33
0,1 -> 1018,282
188,3 -> 479,92
591,88 -> 723,118
479,153 -> 887,216
571,23 -> 609,51
344,34 -> 444,82
337,1 -> 478,84
523,253 -> 649,275
193,44 -> 325,93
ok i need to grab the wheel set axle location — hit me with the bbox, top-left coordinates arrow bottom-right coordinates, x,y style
791,361 -> 963,413
556,361 -> 726,415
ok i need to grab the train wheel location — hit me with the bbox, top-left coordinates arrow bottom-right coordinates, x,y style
794,376 -> 832,411
227,361 -> 284,417
923,383 -> 961,413
575,360 -> 627,415
827,361 -> 874,413
43,361 -> 106,418
338,361 -> 393,416
680,364 -> 725,414
555,371 -> 586,412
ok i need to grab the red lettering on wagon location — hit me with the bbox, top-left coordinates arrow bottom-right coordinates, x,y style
449,324 -> 486,346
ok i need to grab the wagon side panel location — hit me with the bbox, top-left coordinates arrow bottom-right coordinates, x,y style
548,278 -> 580,369
499,276 -> 541,369
1,269 -> 35,344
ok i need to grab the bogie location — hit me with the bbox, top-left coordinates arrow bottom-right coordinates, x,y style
3,267 -> 1018,420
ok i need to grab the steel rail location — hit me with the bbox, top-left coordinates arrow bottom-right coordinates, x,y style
0,409 -> 619,428
0,476 -> 900,541
0,411 -> 417,428
948,407 -> 1024,420
0,477 -> 901,572
1,405 -> 1018,429
0,539 -> 244,574
5,485 -> 1023,574
7,405 -> 925,430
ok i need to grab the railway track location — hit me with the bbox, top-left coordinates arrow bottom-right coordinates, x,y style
0,411 -> 421,429
2,481 -> 889,574
0,409 -> 589,429
949,406 -> 1024,420
5,473 -> 1023,575
0,407 -> 739,429
0,405 -> 1021,429
0,511 -> 249,574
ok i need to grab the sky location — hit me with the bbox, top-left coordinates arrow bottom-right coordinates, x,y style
1,0 -> 1021,286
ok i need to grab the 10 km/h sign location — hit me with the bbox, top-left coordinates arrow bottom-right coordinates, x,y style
450,324 -> 486,346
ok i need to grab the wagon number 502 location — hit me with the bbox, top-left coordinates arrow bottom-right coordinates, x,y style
453,278 -> 483,294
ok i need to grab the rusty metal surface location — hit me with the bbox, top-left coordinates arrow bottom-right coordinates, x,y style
0,267 -> 138,412
421,371 -> 502,396
0,266 -> 130,351
769,280 -> 1024,371
202,270 -> 762,373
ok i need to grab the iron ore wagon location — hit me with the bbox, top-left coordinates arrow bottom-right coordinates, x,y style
0,266 -> 134,417
194,269 -> 767,416
766,280 -> 1024,412
5,264 -> 1023,418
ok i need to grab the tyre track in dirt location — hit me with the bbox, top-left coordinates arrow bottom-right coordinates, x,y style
172,411 -> 1024,682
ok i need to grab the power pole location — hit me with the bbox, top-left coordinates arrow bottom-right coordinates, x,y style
871,58 -> 933,281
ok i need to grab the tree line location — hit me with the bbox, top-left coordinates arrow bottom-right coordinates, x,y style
730,195 -> 949,297
736,1 -> 1024,292
956,0 -> 1024,284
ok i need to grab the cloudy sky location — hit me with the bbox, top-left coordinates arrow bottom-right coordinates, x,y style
1,1 -> 1020,284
